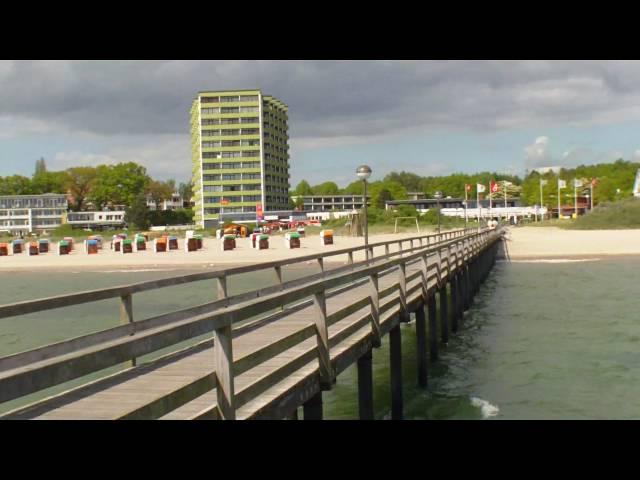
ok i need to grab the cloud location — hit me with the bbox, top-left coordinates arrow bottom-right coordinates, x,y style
524,136 -> 554,169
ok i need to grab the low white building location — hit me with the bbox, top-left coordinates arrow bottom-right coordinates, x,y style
147,193 -> 185,211
66,211 -> 126,230
0,194 -> 68,236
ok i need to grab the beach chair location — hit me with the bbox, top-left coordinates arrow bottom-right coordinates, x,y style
258,234 -> 269,250
154,238 -> 167,253
89,235 -> 104,250
12,240 -> 24,254
0,243 -> 8,256
186,237 -> 198,252
221,234 -> 235,251
122,239 -> 133,254
64,237 -> 74,251
320,230 -> 334,246
38,239 -> 50,253
250,232 -> 260,249
85,239 -> 99,255
134,236 -> 146,252
296,227 -> 306,237
28,242 -> 39,256
194,235 -> 203,250
168,236 -> 179,250
58,240 -> 70,255
285,232 -> 301,249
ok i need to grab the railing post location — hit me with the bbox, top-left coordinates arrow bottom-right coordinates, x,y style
420,253 -> 429,300
274,266 -> 285,311
347,251 -> 354,266
119,293 -> 136,367
317,257 -> 324,273
214,322 -> 236,420
217,274 -> 228,306
398,263 -> 408,323
385,244 -> 390,257
369,273 -> 382,348
313,289 -> 334,390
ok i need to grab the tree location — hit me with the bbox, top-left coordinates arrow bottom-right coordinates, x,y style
312,181 -> 340,195
34,158 -> 47,176
125,193 -> 150,230
384,171 -> 423,192
65,167 -> 97,211
31,170 -> 66,194
293,180 -> 313,196
90,162 -> 151,209
0,175 -> 33,195
373,188 -> 393,209
147,180 -> 175,210
342,180 -> 364,195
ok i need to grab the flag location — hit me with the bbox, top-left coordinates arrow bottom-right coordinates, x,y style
558,179 -> 566,189
465,184 -> 471,192
574,179 -> 583,188
591,178 -> 597,186
490,181 -> 499,193
477,184 -> 486,193
540,179 -> 548,186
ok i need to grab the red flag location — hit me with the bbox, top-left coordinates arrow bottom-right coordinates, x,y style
465,184 -> 471,192
490,181 -> 499,193
591,178 -> 597,186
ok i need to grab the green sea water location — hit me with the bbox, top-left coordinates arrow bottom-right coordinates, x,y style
1,256 -> 639,419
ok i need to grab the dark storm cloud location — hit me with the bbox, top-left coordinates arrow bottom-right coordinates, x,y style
2,60 -> 640,142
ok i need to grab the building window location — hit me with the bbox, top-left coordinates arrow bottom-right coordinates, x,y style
201,96 -> 219,103
221,107 -> 239,114
240,95 -> 259,102
220,96 -> 240,102
201,108 -> 220,114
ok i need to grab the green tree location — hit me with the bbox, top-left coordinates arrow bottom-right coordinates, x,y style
65,167 -> 98,211
125,193 -> 151,230
342,180 -> 364,195
0,175 -> 33,195
311,181 -> 340,195
31,170 -> 67,194
178,181 -> 193,203
90,162 -> 151,209
147,180 -> 175,210
293,180 -> 313,196
34,158 -> 47,176
384,171 -> 423,192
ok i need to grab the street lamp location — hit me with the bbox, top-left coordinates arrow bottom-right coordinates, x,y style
434,191 -> 443,234
356,165 -> 372,260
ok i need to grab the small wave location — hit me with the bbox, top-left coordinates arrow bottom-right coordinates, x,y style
508,258 -> 601,264
470,397 -> 499,418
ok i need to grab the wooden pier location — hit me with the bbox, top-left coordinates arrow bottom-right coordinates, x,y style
0,227 -> 502,420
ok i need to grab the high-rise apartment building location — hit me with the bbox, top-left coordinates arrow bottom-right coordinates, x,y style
191,89 -> 290,228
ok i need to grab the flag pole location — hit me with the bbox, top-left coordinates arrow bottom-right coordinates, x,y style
540,179 -> 543,222
558,179 -> 561,219
477,187 -> 480,225
574,179 -> 577,218
464,186 -> 468,228
590,181 -> 594,210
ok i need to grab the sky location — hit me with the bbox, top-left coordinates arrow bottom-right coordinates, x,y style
1,60 -> 640,187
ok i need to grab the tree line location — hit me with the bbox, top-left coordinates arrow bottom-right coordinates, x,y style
292,159 -> 640,208
0,158 -> 193,211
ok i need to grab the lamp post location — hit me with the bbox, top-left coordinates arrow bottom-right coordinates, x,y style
356,165 -> 372,260
434,191 -> 443,234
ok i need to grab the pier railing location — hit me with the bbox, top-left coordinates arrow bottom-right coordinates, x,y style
0,227 -> 503,419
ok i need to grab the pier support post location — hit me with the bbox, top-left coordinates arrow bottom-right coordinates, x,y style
390,324 -> 403,420
303,392 -> 323,420
450,273 -> 459,333
439,285 -> 449,344
119,294 -> 136,367
415,305 -> 428,387
214,324 -> 236,420
428,293 -> 438,361
357,350 -> 374,420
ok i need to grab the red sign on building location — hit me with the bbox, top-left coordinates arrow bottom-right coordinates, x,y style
256,203 -> 263,222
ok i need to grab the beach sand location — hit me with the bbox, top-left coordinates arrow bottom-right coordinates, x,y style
505,227 -> 640,259
0,232 -> 430,272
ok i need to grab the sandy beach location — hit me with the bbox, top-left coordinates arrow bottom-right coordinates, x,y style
504,227 -> 640,259
0,232 -> 428,272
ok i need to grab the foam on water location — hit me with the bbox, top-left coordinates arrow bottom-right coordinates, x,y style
506,258 -> 601,264
470,397 -> 500,418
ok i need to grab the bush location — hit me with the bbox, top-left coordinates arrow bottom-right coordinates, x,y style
564,197 -> 640,229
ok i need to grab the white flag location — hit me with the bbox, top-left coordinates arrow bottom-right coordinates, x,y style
477,184 -> 486,193
558,179 -> 566,189
574,179 -> 583,188
540,179 -> 548,186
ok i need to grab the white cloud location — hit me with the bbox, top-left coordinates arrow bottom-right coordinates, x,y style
524,136 -> 553,169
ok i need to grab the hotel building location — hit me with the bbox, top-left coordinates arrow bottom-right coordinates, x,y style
191,89 -> 290,228
0,194 -> 68,236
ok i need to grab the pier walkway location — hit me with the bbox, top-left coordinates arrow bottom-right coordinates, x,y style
0,227 -> 502,420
